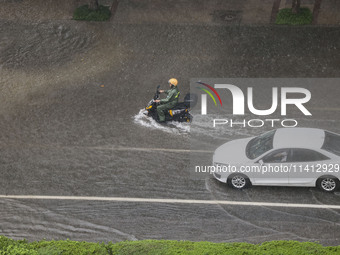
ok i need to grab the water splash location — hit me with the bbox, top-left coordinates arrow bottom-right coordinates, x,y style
133,109 -> 190,135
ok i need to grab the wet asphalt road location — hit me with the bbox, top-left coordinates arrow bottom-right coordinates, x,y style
0,21 -> 340,244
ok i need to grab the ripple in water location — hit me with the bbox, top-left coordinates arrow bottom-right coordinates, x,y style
0,23 -> 94,69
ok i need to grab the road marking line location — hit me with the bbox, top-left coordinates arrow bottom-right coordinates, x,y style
0,142 -> 214,154
1,195 -> 339,209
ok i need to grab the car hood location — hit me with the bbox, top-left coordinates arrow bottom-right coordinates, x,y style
213,137 -> 254,165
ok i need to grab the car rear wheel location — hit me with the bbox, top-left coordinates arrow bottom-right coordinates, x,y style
317,176 -> 339,192
227,174 -> 250,190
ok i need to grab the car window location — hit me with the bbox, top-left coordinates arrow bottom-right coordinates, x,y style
262,149 -> 290,163
246,130 -> 276,159
291,149 -> 329,162
322,131 -> 340,156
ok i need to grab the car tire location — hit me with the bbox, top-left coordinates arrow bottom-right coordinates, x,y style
316,176 -> 339,192
227,173 -> 251,190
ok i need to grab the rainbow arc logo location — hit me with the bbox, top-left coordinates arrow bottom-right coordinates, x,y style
196,81 -> 223,114
196,81 -> 223,106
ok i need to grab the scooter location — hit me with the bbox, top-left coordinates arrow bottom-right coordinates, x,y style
144,85 -> 197,123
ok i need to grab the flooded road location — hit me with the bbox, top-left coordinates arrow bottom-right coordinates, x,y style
0,19 -> 340,245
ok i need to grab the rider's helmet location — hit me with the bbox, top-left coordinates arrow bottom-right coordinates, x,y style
168,78 -> 178,86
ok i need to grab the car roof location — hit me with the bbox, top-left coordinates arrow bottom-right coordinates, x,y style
273,128 -> 325,150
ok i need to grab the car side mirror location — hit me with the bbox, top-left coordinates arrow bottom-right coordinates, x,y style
258,159 -> 264,166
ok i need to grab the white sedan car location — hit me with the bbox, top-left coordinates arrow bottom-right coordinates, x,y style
213,128 -> 340,192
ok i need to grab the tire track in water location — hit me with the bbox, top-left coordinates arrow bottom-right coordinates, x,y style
310,189 -> 340,217
0,199 -> 138,241
204,178 -> 340,242
204,178 -> 310,242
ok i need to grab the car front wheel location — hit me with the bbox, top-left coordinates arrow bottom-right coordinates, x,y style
227,174 -> 251,190
317,176 -> 339,192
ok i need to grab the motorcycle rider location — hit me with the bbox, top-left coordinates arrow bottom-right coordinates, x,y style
154,78 -> 180,123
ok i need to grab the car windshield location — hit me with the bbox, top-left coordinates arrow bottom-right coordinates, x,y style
246,130 -> 276,159
322,131 -> 340,156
